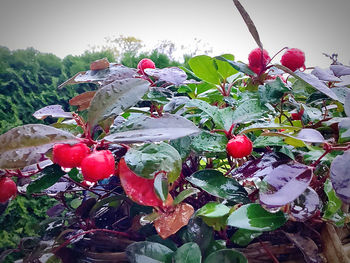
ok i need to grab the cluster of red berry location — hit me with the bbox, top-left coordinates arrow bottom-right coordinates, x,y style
248,47 -> 305,75
53,143 -> 115,183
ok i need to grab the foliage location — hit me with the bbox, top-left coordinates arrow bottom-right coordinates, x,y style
1,1 -> 350,262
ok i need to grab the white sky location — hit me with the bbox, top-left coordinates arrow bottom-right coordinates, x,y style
0,0 -> 349,67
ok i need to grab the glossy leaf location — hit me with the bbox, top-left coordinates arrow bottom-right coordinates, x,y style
0,124 -> 79,169
330,64 -> 350,77
214,54 -> 238,80
338,118 -> 350,143
330,151 -> 350,203
186,170 -> 249,203
105,114 -> 200,144
124,142 -> 181,183
323,179 -> 342,219
173,188 -> 200,205
26,164 -> 65,194
230,229 -> 262,247
204,249 -> 247,263
188,55 -> 221,85
154,203 -> 194,239
239,122 -> 301,134
290,187 -> 320,221
259,163 -> 313,208
311,67 -> 340,82
215,56 -> 255,75
303,105 -> 322,122
230,152 -> 290,180
344,93 -> 350,117
253,136 -> 285,148
227,203 -> 287,231
196,202 -> 230,218
259,77 -> 290,105
232,99 -> 265,123
154,173 -> 169,202
170,136 -> 193,161
125,241 -> 174,263
69,91 -> 96,111
296,128 -> 325,143
144,67 -> 187,86
33,105 -> 73,120
191,131 -> 228,153
87,78 -> 149,129
173,242 -> 202,263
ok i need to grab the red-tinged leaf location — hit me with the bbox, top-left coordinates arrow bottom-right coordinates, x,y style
90,58 -> 109,71
330,64 -> 350,77
0,124 -> 79,169
154,203 -> 194,239
330,150 -> 350,203
69,91 -> 96,111
144,67 -> 187,86
33,105 -> 73,120
259,163 -> 313,208
118,158 -> 163,207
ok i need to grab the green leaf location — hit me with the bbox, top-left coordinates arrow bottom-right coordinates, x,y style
173,188 -> 200,205
26,164 -> 65,194
173,242 -> 202,263
214,54 -> 238,80
253,136 -> 285,148
196,202 -> 230,218
338,118 -> 350,143
186,170 -> 249,203
170,136 -> 193,161
215,57 -> 255,75
68,167 -> 83,182
240,122 -> 301,134
124,142 -> 182,183
126,241 -> 174,263
87,78 -> 150,129
204,249 -> 247,263
205,240 -> 226,258
188,55 -> 221,85
278,145 -> 295,160
187,99 -> 224,129
259,77 -> 290,105
303,105 -> 322,122
0,124 -> 79,169
154,173 -> 169,202
89,196 -> 124,217
191,131 -> 228,153
232,99 -> 265,123
218,107 -> 236,131
105,113 -> 200,144
226,203 -> 287,231
230,229 -> 262,247
323,179 -> 342,219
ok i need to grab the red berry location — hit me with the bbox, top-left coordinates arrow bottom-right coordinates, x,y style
81,150 -> 115,181
118,158 -> 163,207
0,177 -> 17,203
226,135 -> 253,158
53,143 -> 90,168
281,48 -> 305,72
137,58 -> 155,74
291,108 -> 304,120
248,48 -> 270,74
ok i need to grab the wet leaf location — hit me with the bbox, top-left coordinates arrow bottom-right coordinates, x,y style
173,188 -> 200,205
230,229 -> 262,247
186,170 -> 249,203
196,202 -> 230,218
126,241 -> 174,263
253,136 -> 285,148
27,164 -> 65,194
215,56 -> 255,75
345,93 -> 350,116
154,203 -> 194,239
330,64 -> 350,77
173,242 -> 202,263
338,118 -> 350,143
90,58 -> 109,71
296,128 -> 325,143
144,67 -> 187,86
239,122 -> 301,134
154,172 -> 169,202
87,78 -> 149,129
290,187 -> 320,221
45,182 -> 70,195
311,67 -> 341,82
33,105 -> 73,120
214,54 -> 239,79
69,91 -> 96,111
230,152 -> 290,180
232,99 -> 265,123
105,114 -> 200,144
124,142 -> 181,183
226,203 -> 287,231
330,150 -> 350,203
170,136 -> 193,161
0,124 -> 79,169
259,163 -> 313,208
191,131 -> 228,153
204,249 -> 247,263
146,235 -> 178,251
188,55 -> 221,85
323,179 -> 342,219
259,77 -> 290,105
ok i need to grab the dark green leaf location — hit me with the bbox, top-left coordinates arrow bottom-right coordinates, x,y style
105,114 -> 200,144
0,124 -> 79,169
191,131 -> 228,153
188,55 -> 221,85
186,170 -> 250,203
87,78 -> 150,129
232,99 -> 265,123
170,136 -> 193,161
154,173 -> 169,202
204,249 -> 247,263
323,179 -> 342,219
68,167 -> 83,182
27,164 -> 65,194
231,229 -> 262,247
173,188 -> 200,205
126,241 -> 174,263
253,136 -> 285,148
259,77 -> 290,105
196,202 -> 230,218
278,145 -> 295,160
226,203 -> 287,231
124,142 -> 181,183
173,242 -> 202,263
215,56 -> 254,75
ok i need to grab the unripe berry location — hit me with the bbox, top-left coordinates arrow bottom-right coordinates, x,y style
248,48 -> 270,74
53,143 -> 90,168
137,58 -> 155,74
226,135 -> 253,158
0,177 -> 17,203
281,48 -> 305,72
81,150 -> 115,182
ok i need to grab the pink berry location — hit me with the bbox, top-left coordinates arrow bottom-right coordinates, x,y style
137,58 -> 155,74
281,48 -> 305,72
248,48 -> 270,74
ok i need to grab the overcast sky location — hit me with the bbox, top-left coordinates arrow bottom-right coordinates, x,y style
0,0 -> 349,68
